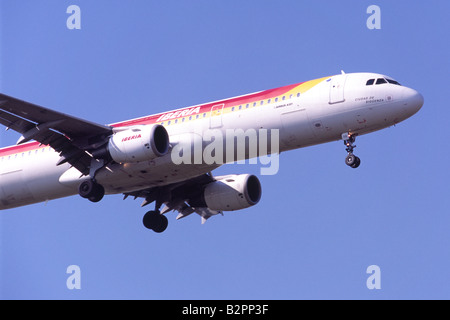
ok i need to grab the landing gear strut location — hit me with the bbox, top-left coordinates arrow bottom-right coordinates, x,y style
343,133 -> 361,169
142,200 -> 168,233
79,179 -> 105,202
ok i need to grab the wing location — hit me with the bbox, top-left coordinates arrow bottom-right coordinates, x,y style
124,173 -> 222,224
0,93 -> 113,175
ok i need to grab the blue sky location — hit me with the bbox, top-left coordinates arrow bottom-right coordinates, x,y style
1,0 -> 449,299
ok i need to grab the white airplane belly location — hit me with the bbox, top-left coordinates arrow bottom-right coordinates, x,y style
0,150 -> 77,210
0,167 -> 35,210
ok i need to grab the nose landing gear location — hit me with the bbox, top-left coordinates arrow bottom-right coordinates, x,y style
345,153 -> 361,168
343,133 -> 361,169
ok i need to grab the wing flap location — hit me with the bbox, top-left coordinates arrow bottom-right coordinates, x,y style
0,93 -> 114,176
0,109 -> 35,133
0,94 -> 112,138
123,173 -> 222,224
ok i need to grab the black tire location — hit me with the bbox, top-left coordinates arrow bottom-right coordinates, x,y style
143,211 -> 158,229
143,211 -> 168,233
79,180 -> 105,202
89,184 -> 105,202
351,156 -> 361,169
79,180 -> 95,198
153,214 -> 168,233
345,154 -> 357,167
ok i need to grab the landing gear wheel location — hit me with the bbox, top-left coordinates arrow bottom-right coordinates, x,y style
342,133 -> 361,169
143,210 -> 168,233
352,156 -> 361,168
79,180 -> 105,202
88,187 -> 105,203
345,154 -> 361,168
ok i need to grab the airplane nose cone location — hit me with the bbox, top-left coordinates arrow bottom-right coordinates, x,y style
402,87 -> 424,117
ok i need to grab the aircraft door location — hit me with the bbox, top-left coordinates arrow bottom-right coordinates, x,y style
210,103 -> 224,128
329,74 -> 347,104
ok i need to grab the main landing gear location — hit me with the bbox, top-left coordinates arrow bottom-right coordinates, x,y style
78,159 -> 106,203
79,179 -> 105,203
343,133 -> 361,169
143,211 -> 168,233
142,201 -> 168,233
78,178 -> 168,233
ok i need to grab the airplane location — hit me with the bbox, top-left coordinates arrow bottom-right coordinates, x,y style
0,72 -> 423,232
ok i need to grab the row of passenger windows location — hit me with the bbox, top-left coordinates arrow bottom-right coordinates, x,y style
231,93 -> 301,112
161,113 -> 207,125
0,147 -> 52,161
366,78 -> 401,86
161,92 -> 301,126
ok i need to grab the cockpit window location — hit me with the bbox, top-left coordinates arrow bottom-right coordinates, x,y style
386,78 -> 401,86
366,77 -> 402,86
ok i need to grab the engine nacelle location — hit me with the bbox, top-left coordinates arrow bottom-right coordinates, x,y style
204,174 -> 262,211
107,125 -> 169,163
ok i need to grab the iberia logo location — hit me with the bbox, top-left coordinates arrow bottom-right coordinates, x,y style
122,134 -> 142,142
156,106 -> 201,122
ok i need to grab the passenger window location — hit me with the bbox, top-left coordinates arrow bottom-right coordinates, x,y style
376,78 -> 387,85
366,79 -> 375,85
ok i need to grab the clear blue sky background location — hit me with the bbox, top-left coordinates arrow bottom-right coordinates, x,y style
0,0 -> 449,299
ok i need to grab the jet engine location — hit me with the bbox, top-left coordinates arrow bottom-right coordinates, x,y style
203,174 -> 262,211
107,125 -> 169,163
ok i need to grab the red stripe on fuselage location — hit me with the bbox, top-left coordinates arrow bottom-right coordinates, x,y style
110,82 -> 302,128
0,141 -> 43,157
0,82 -> 303,156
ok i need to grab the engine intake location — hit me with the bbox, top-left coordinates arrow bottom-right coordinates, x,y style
203,174 -> 262,211
107,125 -> 169,163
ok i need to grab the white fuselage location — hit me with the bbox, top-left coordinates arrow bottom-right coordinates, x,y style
0,72 -> 423,210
